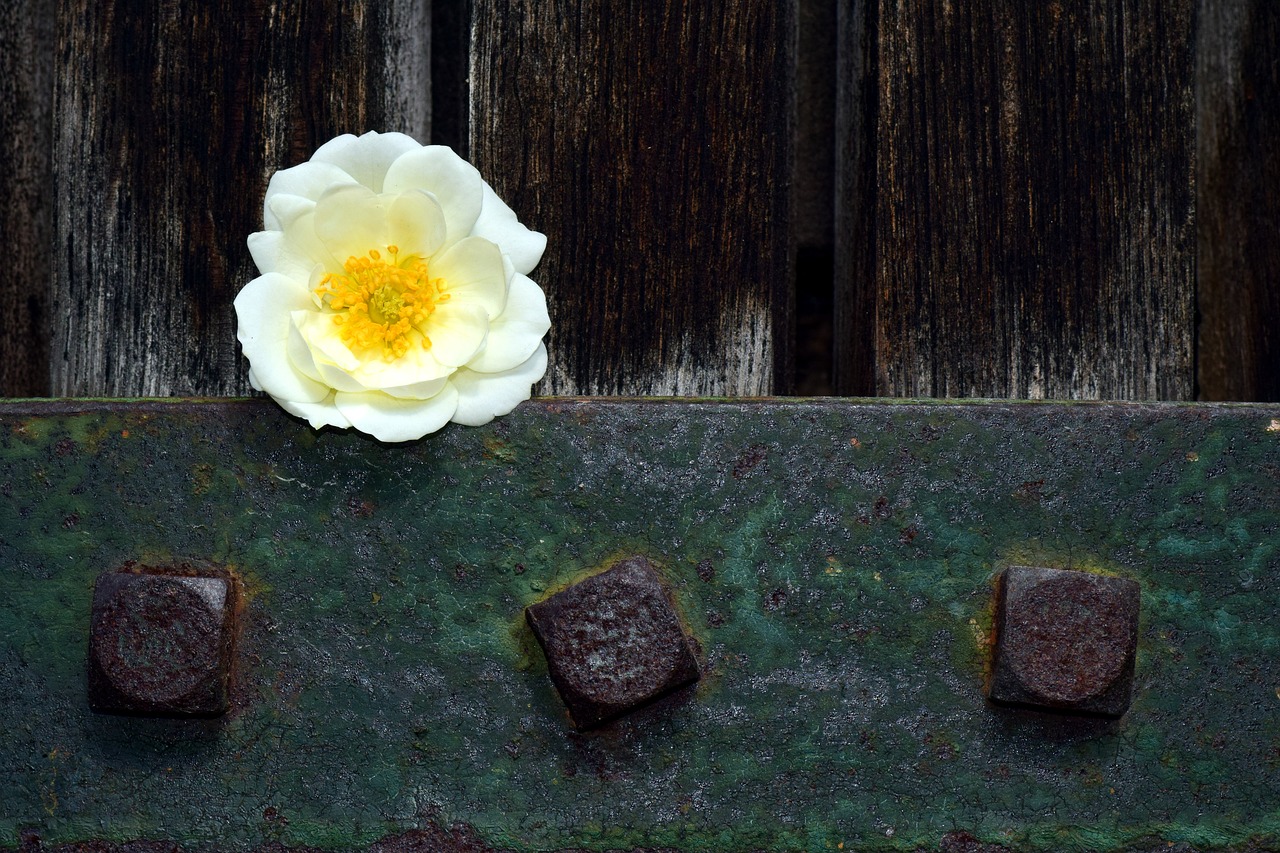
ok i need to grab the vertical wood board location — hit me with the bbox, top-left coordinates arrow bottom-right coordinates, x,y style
0,0 -> 55,396
867,0 -> 1196,399
469,0 -> 796,396
51,0 -> 430,397
834,0 -> 878,396
1197,0 -> 1280,402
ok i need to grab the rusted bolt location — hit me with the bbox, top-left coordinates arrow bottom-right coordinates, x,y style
88,564 -> 237,717
525,556 -> 700,729
989,565 -> 1140,717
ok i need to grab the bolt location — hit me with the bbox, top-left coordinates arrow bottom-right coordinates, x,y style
88,564 -> 237,717
989,565 -> 1140,717
525,556 -> 700,729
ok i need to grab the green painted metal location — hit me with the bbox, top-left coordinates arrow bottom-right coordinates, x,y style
0,399 -> 1277,853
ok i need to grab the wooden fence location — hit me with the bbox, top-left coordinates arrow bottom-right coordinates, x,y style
1,0 -> 1276,401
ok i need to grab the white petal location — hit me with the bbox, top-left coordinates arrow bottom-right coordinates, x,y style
431,236 -> 508,317
248,231 -> 290,276
279,395 -> 352,431
472,182 -> 547,275
234,274 -> 330,403
450,344 -> 547,426
383,146 -> 485,244
424,302 -> 489,367
263,161 -> 358,226
286,317 -> 324,382
335,385 -> 460,443
310,131 -> 423,193
347,341 -> 454,388
265,194 -> 316,233
466,273 -> 550,373
313,185 -> 389,264
292,309 -> 361,372
388,190 -> 447,258
380,375 -> 450,400
249,230 -> 331,280
315,360 -> 374,393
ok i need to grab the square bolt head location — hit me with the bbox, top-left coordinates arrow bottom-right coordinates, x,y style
526,556 -> 700,729
989,566 -> 1140,717
88,567 -> 237,717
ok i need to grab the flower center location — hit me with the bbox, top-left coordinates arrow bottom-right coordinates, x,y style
315,246 -> 450,361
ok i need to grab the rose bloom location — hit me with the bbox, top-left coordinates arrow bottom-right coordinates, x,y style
235,131 -> 549,442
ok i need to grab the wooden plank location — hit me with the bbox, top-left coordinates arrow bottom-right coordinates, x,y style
431,0 -> 471,155
864,0 -> 1196,399
833,0 -> 877,395
1198,0 -> 1280,402
0,0 -> 54,396
50,0 -> 429,397
469,0 -> 795,396
794,0 -> 839,396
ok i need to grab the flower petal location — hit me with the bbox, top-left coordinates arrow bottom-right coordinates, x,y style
310,131 -> 423,193
335,385 -> 460,443
383,146 -> 485,244
249,229 -> 332,280
466,273 -> 550,373
263,160 -> 359,226
380,374 -> 450,400
424,302 -> 489,367
279,395 -> 352,431
473,183 -> 547,275
265,193 -> 316,233
388,190 -> 447,259
431,236 -> 508,318
313,185 -> 390,265
450,343 -> 547,426
286,316 -> 324,382
234,274 -> 330,403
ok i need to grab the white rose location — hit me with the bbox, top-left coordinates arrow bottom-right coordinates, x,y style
235,131 -> 550,442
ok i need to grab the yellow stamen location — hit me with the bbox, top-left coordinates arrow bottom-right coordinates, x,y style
313,247 -> 447,361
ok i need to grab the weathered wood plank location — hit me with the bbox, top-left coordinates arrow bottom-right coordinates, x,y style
0,0 -> 54,396
864,0 -> 1196,399
469,0 -> 795,395
430,0 -> 471,155
50,0 -> 429,397
793,0 -> 839,396
833,0 -> 877,396
1198,0 -> 1280,402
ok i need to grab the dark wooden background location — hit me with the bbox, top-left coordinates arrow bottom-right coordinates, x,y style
1,0 -> 1276,401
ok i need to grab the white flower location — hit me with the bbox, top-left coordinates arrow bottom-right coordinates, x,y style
235,131 -> 550,442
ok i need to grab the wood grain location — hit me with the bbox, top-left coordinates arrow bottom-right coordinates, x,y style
833,0 -> 877,396
1198,0 -> 1280,401
863,0 -> 1196,399
0,0 -> 54,396
469,0 -> 795,395
51,0 -> 429,396
431,0 -> 471,155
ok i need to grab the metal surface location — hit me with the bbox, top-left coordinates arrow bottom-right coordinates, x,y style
526,555 -> 700,729
1,399 -> 1278,852
989,566 -> 1140,717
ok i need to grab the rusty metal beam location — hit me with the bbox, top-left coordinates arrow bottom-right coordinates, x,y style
1,400 -> 1277,852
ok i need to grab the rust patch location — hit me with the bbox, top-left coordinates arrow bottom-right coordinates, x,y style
731,444 -> 767,479
1012,479 -> 1045,501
